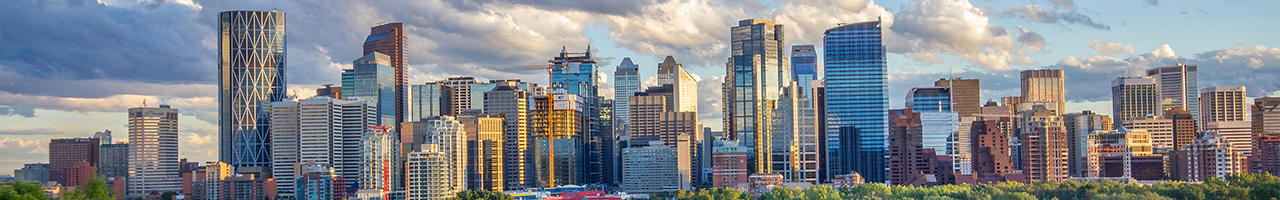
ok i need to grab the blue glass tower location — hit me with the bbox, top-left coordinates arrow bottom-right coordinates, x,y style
792,45 -> 818,99
218,11 -> 287,168
343,52 -> 397,126
907,87 -> 953,112
822,20 -> 887,183
726,19 -> 790,174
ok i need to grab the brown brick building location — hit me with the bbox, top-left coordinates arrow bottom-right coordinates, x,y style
49,138 -> 99,186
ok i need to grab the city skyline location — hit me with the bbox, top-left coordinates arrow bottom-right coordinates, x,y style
1,0 -> 1278,175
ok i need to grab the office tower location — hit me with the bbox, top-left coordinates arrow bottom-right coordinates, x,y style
410,83 -> 453,121
433,77 -> 480,115
49,138 -> 99,186
1062,111 -> 1112,177
1020,69 -> 1066,113
1254,97 -> 1280,135
1111,76 -> 1160,126
822,20 -> 887,183
343,52 -> 397,125
586,98 -> 615,185
460,115 -> 504,191
14,164 -> 50,183
1147,64 -> 1199,120
622,140 -> 691,194
712,140 -> 750,189
1018,106 -> 1068,182
792,45 -> 818,98
813,80 -> 829,181
549,47 -> 599,98
935,78 -> 981,117
908,87 -> 952,112
1084,128 -> 1155,178
363,22 -> 406,130
127,105 -> 181,195
483,81 -> 532,189
1122,115 -> 1174,152
1204,121 -> 1253,157
295,163 -> 347,200
628,85 -> 702,182
1001,96 -> 1024,110
1164,108 -> 1198,151
99,143 -> 128,178
887,108 -> 954,186
269,97 -> 374,196
908,87 -> 959,157
358,126 -> 401,200
793,85 -> 820,183
614,57 -> 641,141
1253,134 -> 1280,175
406,144 -> 456,200
725,19 -> 789,175
770,85 -> 800,182
657,56 -> 698,112
960,120 -> 1025,184
218,11 -> 287,168
1199,86 -> 1247,126
1183,131 -> 1247,181
403,116 -> 467,197
531,90 -> 587,187
316,84 -> 342,99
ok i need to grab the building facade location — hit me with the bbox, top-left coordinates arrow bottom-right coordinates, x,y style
712,140 -> 750,189
1085,128 -> 1154,178
1019,106 -> 1068,182
1063,111 -> 1112,177
1183,132 -> 1247,182
406,144 -> 456,200
614,57 -> 641,146
343,52 -> 397,126
935,78 -> 981,118
99,143 -> 129,179
1111,76 -> 1160,126
218,11 -> 288,168
621,141 -> 690,194
1147,64 -> 1199,121
822,20 -> 887,183
270,97 -> 374,196
484,81 -> 532,189
128,105 -> 182,195
14,163 -> 49,183
461,115 -> 504,191
1254,97 -> 1280,135
410,83 -> 452,121
362,22 -> 406,128
531,90 -> 587,187
1199,86 -> 1247,126
49,138 -> 99,187
358,126 -> 401,199
726,19 -> 789,175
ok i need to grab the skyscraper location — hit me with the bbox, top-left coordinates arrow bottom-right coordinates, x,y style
358,126 -> 401,200
438,77 -> 479,115
725,19 -> 789,175
343,52 -> 397,126
460,115 -> 504,191
406,144 -> 456,200
1019,105 -> 1068,182
218,10 -> 287,168
614,57 -> 641,142
1020,69 -> 1065,113
550,47 -> 599,98
1062,111 -> 1112,177
822,20 -> 887,183
363,22 -> 406,127
1199,86 -> 1247,126
657,56 -> 698,112
1255,97 -> 1280,135
484,81 -> 532,189
935,78 -> 981,117
127,105 -> 182,195
269,97 -> 373,196
99,143 -> 128,178
410,116 -> 467,196
792,45 -> 818,99
49,138 -> 99,187
1111,76 -> 1160,126
1147,64 -> 1199,120
410,83 -> 453,121
531,89 -> 587,187
908,87 -> 952,112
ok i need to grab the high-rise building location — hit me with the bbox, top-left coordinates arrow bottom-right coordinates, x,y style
622,140 -> 691,194
726,19 -> 789,175
218,10 -> 287,168
1165,108 -> 1199,151
316,84 -> 342,99
483,81 -> 532,189
404,116 -> 467,196
270,97 -> 373,196
460,115 -> 504,191
614,57 -> 641,142
358,126 -> 401,200
343,52 -> 397,126
549,47 -> 599,98
792,45 -> 821,184
587,98 -> 615,185
127,105 -> 181,195
792,45 -> 818,99
1084,128 -> 1154,178
49,138 -> 99,186
435,77 -> 480,115
406,144 -> 456,200
363,22 -> 406,130
204,161 -> 232,200
887,108 -> 954,186
960,120 -> 1026,184
1111,76 -> 1160,126
1018,106 -> 1068,182
1123,115 -> 1175,153
1204,121 -> 1253,157
1254,97 -> 1280,135
908,87 -> 952,112
99,143 -> 129,178
1252,134 -> 1280,175
1020,69 -> 1066,114
14,163 -> 49,184
1147,64 -> 1199,121
770,84 -> 802,182
1199,86 -> 1247,126
935,78 -> 981,117
531,90 -> 587,187
295,163 -> 347,200
822,20 -> 887,183
410,83 -> 452,121
1182,131 -> 1247,182
908,87 -> 958,157
1062,111 -> 1112,177
657,56 -> 698,113
712,140 -> 750,189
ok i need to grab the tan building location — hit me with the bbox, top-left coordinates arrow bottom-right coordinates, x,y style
1019,105 -> 1068,182
935,78 -> 981,117
1122,115 -> 1175,153
127,105 -> 182,195
1199,86 -> 1248,126
1021,69 -> 1066,114
1182,132 -> 1247,182
1165,108 -> 1199,150
1253,97 -> 1280,135
483,81 -> 532,189
460,114 -> 504,191
1085,128 -> 1153,178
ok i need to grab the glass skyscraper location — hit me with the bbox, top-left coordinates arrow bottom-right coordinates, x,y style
908,87 -> 952,112
614,57 -> 640,140
218,10 -> 287,168
822,20 -> 887,183
726,19 -> 789,174
908,87 -> 957,156
343,52 -> 397,126
792,45 -> 818,99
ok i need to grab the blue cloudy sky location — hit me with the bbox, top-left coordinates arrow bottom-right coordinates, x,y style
1,0 -> 1277,172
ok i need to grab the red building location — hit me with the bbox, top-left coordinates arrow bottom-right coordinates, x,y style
221,174 -> 277,200
64,161 -> 96,188
956,120 -> 1026,184
711,140 -> 750,189
886,108 -> 954,186
49,138 -> 99,186
1251,134 -> 1280,175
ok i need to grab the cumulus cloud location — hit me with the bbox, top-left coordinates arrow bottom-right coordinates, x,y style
1000,5 -> 1109,30
0,91 -> 219,124
0,137 -> 49,170
1053,44 -> 1280,101
696,75 -> 725,130
1015,26 -> 1048,52
599,0 -> 746,67
1089,40 -> 1135,55
889,0 -> 1036,71
0,106 -> 35,118
772,0 -> 891,48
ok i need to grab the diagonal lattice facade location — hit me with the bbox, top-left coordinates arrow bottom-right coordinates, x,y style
219,11 -> 287,168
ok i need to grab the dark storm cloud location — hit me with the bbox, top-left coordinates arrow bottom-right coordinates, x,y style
0,106 -> 36,118
998,5 -> 1110,31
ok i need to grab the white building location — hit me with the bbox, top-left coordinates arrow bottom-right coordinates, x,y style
406,144 -> 457,200
1122,115 -> 1175,152
127,105 -> 182,195
358,126 -> 401,199
270,96 -> 375,196
1203,121 -> 1253,157
1111,76 -> 1160,126
622,141 -> 689,194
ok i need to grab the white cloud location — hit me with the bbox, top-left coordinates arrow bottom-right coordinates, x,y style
1088,39 -> 1135,55
599,0 -> 746,67
888,0 -> 1036,71
1015,26 -> 1047,52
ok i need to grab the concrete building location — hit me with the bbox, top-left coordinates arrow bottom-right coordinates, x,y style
343,52 -> 397,126
406,144 -> 461,200
822,20 -> 887,183
1165,108 -> 1199,151
958,120 -> 1026,184
727,19 -> 789,175
1252,134 -> 1280,175
432,77 -> 479,115
483,80 -> 533,189
204,161 -> 232,200
127,105 -> 182,195
1063,111 -> 1112,177
1111,76 -> 1161,126
1123,115 -> 1175,153
1199,86 -> 1247,126
1021,69 -> 1066,114
657,56 -> 698,113
1147,64 -> 1199,121
628,85 -> 701,183
270,97 -> 374,196
791,46 -> 821,183
887,108 -> 954,186
935,78 -> 981,118
410,83 -> 452,121
621,141 -> 690,194
99,143 -> 129,179
1204,121 -> 1253,157
49,137 -> 99,187
1253,97 -> 1280,135
1019,106 -> 1068,182
460,114 -> 504,191
363,22 -> 407,134
1182,132 -> 1247,182
1085,128 -> 1154,178
14,163 -> 49,183
712,140 -> 750,189
65,161 -> 96,188
358,126 -> 401,200
408,116 -> 467,194
218,11 -> 287,168
316,84 -> 342,99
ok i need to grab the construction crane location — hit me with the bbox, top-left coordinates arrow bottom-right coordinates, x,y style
521,64 -> 564,87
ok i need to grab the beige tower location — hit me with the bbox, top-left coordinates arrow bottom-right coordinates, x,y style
1020,69 -> 1065,114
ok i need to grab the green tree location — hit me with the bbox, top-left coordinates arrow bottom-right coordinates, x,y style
61,176 -> 114,200
0,180 -> 51,200
451,190 -> 514,200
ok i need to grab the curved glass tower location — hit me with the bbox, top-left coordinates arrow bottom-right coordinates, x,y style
218,11 -> 287,168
